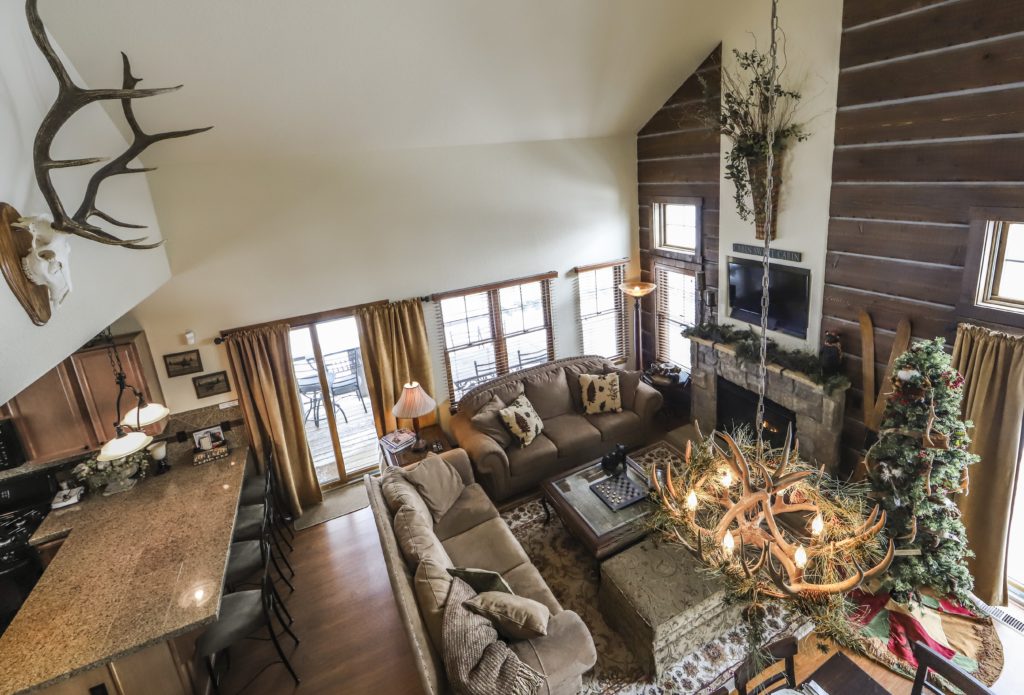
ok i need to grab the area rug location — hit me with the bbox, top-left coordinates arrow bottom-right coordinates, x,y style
500,500 -> 799,694
294,483 -> 369,530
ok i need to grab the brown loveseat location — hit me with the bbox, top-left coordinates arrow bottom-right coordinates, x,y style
365,449 -> 597,695
449,356 -> 663,501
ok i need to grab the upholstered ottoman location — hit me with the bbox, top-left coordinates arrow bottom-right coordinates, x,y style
598,538 -> 745,678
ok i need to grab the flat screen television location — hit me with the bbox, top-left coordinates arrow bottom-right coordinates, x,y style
728,257 -> 810,339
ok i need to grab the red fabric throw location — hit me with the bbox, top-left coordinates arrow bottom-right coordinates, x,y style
847,590 -> 1002,685
887,607 -> 955,665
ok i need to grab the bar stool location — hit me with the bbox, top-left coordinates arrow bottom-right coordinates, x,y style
240,454 -> 294,552
197,554 -> 300,690
225,504 -> 295,609
232,474 -> 295,589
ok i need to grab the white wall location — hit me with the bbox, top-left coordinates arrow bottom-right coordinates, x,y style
0,5 -> 170,404
716,0 -> 844,350
130,135 -> 637,413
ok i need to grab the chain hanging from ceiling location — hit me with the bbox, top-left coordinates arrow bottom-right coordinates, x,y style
754,0 -> 781,453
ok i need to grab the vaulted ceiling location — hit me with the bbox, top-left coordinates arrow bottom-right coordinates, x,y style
40,0 -> 739,163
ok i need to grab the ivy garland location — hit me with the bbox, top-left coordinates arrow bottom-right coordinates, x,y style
684,322 -> 850,394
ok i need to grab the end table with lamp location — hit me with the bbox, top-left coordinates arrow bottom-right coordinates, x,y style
382,382 -> 451,468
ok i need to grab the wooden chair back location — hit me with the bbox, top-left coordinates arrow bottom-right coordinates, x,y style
911,641 -> 994,695
734,636 -> 798,695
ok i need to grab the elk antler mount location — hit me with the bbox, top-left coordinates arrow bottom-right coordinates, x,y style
0,0 -> 211,325
654,428 -> 894,600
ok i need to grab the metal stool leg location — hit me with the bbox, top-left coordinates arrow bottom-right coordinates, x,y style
266,618 -> 301,685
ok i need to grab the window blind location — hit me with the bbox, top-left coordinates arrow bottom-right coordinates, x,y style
575,261 -> 627,362
655,265 -> 698,370
436,276 -> 556,403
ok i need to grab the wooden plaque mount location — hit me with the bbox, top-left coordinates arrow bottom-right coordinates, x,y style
0,202 -> 51,326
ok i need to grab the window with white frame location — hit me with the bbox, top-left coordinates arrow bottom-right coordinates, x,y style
575,261 -> 627,362
436,276 -> 555,402
655,266 -> 698,370
653,197 -> 701,256
976,220 -> 1024,312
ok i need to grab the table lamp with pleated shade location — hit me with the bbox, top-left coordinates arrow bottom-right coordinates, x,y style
391,381 -> 437,452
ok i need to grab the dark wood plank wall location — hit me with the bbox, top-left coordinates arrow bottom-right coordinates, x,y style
638,46 -> 722,366
822,0 -> 1024,473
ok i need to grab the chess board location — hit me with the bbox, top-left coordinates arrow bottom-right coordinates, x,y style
590,474 -> 647,511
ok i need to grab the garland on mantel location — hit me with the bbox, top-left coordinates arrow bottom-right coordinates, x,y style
684,322 -> 850,394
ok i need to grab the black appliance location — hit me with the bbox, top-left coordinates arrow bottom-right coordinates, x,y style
0,419 -> 27,471
728,256 -> 810,339
0,472 -> 55,635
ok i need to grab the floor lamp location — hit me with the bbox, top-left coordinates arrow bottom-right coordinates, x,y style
619,281 -> 656,372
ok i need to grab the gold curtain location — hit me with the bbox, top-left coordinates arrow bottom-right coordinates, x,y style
225,325 -> 323,517
952,323 -> 1024,606
356,299 -> 435,436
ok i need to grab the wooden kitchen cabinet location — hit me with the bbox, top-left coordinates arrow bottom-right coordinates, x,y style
1,362 -> 97,462
70,333 -> 164,444
1,332 -> 165,465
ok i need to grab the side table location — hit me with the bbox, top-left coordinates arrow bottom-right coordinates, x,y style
379,424 -> 452,469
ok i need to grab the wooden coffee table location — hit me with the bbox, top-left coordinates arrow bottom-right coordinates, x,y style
540,442 -> 685,559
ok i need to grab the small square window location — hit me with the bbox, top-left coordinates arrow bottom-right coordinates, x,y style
652,198 -> 700,256
977,220 -> 1024,313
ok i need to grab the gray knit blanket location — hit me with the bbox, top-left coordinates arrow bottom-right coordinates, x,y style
442,578 -> 544,695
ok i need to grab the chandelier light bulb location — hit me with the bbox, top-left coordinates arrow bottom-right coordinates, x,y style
722,532 -> 735,558
811,512 -> 824,536
795,544 -> 808,569
686,490 -> 698,512
720,468 -> 733,487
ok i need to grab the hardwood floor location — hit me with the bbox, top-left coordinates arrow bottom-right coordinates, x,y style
217,506 -> 422,695
218,504 -> 1024,695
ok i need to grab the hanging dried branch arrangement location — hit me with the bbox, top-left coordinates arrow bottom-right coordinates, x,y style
703,49 -> 807,239
650,426 -> 892,655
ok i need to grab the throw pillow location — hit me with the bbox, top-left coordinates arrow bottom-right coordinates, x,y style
463,591 -> 551,641
442,578 -> 545,694
498,394 -> 544,447
579,373 -> 622,414
447,567 -> 513,594
402,453 -> 465,522
380,467 -> 433,520
471,395 -> 513,449
415,556 -> 454,650
393,504 -> 449,569
613,369 -> 642,410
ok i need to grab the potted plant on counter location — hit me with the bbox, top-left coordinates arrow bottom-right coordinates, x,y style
72,450 -> 151,496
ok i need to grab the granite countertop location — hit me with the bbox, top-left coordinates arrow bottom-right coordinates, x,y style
0,444 -> 249,695
0,451 -> 88,483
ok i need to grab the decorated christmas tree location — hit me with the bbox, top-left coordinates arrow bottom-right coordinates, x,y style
864,339 -> 978,603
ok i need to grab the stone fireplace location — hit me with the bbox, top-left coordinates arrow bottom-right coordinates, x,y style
689,337 -> 848,472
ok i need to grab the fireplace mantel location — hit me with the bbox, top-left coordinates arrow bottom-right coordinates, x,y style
689,337 -> 849,472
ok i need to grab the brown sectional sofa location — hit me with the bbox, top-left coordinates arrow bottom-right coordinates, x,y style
365,449 -> 597,695
449,356 -> 664,501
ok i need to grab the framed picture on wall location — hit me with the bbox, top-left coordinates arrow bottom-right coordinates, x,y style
164,349 -> 203,378
192,371 -> 231,399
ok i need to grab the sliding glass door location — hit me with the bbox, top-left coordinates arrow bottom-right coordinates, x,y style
288,317 -> 377,488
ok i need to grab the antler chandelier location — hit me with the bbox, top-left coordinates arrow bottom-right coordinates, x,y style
654,428 -> 893,599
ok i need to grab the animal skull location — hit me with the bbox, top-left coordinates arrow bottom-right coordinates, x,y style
12,215 -> 72,308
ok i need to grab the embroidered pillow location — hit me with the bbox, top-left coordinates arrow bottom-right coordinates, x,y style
579,373 -> 622,414
498,395 -> 544,447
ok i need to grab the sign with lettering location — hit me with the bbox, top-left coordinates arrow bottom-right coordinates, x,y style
732,243 -> 803,263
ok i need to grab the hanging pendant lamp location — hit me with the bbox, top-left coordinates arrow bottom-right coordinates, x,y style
96,328 -> 167,461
